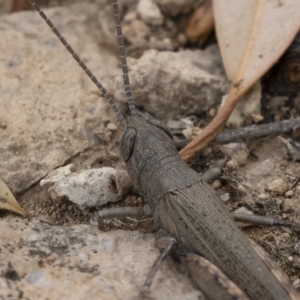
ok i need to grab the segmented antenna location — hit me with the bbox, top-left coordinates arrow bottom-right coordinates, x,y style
27,0 -> 124,122
112,0 -> 136,115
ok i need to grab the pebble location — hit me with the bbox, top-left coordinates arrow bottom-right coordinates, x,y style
182,127 -> 193,139
284,190 -> 294,198
267,178 -> 288,194
226,159 -> 239,170
234,207 -> 253,215
234,207 -> 253,228
107,123 -> 117,131
236,184 -> 247,197
220,193 -> 230,202
218,143 -> 249,166
292,257 -> 300,269
278,232 -> 291,242
211,180 -> 221,190
258,193 -> 268,200
288,256 -> 293,262
280,198 -> 294,213
137,0 -> 164,26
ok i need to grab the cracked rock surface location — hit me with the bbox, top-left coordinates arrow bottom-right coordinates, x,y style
0,217 -> 202,300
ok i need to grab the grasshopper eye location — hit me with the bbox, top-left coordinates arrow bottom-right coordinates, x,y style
120,128 -> 136,162
147,119 -> 173,139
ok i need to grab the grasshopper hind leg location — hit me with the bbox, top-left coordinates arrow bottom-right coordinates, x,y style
183,253 -> 250,300
137,236 -> 177,300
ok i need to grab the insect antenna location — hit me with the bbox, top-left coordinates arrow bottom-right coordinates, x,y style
26,0 -> 124,122
112,0 -> 136,115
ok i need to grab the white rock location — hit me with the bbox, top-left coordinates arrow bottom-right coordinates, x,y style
41,165 -> 132,208
137,0 -> 164,26
267,178 -> 288,194
220,193 -> 230,202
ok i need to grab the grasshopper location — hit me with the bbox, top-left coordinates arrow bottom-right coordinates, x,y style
27,0 -> 299,299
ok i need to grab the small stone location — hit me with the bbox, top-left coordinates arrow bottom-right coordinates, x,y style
208,108 -> 216,118
267,178 -> 288,194
251,113 -> 264,123
201,146 -> 212,157
137,0 -> 164,26
182,127 -> 193,139
258,193 -> 268,200
234,207 -> 253,215
234,207 -> 254,228
218,143 -> 249,166
292,257 -> 300,269
278,232 -> 291,242
236,184 -> 247,197
107,123 -> 117,131
288,256 -> 293,262
226,159 -> 239,170
177,33 -> 187,46
284,190 -> 294,198
280,198 -> 294,213
211,180 -> 221,189
220,193 -> 230,202
136,197 -> 143,204
124,11 -> 137,22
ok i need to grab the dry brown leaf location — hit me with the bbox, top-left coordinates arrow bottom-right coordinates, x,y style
0,179 -> 27,216
185,1 -> 214,45
180,0 -> 300,161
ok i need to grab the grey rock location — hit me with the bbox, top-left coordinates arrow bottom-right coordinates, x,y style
114,46 -> 227,120
0,216 -> 202,300
0,3 -> 120,194
153,0 -> 204,16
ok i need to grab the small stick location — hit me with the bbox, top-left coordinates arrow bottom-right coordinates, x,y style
175,118 -> 300,148
233,213 -> 300,230
214,117 -> 300,144
93,207 -> 144,220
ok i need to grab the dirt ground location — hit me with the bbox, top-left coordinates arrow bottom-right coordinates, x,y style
1,0 -> 300,294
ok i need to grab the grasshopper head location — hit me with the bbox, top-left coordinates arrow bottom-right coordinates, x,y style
120,114 -> 174,190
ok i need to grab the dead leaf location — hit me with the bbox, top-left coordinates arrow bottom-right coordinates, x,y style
0,179 -> 27,216
185,1 -> 214,45
180,0 -> 300,161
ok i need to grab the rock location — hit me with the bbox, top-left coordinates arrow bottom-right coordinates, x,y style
0,216 -> 202,300
41,165 -> 132,208
284,190 -> 294,198
211,180 -> 221,189
220,193 -> 230,202
123,19 -> 151,44
258,193 -> 268,200
0,0 -> 11,15
107,123 -> 117,131
280,198 -> 294,213
226,159 -> 239,170
113,46 -> 227,120
226,81 -> 261,128
153,0 -> 202,16
278,232 -> 291,243
292,257 -> 300,269
267,178 -> 288,194
217,143 -> 249,166
0,3 -> 121,194
182,127 -> 193,139
137,0 -> 164,26
234,207 -> 254,228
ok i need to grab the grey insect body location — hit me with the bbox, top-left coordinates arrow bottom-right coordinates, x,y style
121,114 -> 292,300
26,0 -> 298,299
